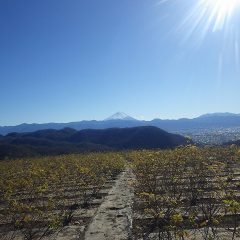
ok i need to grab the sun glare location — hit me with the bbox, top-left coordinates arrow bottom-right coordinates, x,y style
200,0 -> 240,31
158,0 -> 240,71
175,0 -> 240,41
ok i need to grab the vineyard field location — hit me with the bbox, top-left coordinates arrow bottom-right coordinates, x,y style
130,146 -> 240,239
0,146 -> 240,239
0,153 -> 125,240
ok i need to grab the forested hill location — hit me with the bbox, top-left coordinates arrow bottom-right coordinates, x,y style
0,126 -> 191,159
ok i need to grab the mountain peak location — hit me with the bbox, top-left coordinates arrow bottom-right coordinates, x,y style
105,112 -> 136,121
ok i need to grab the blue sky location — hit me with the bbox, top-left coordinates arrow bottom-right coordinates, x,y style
0,0 -> 240,125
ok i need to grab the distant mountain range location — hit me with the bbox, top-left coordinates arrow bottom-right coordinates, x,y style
0,126 -> 191,159
0,112 -> 240,135
198,112 -> 240,118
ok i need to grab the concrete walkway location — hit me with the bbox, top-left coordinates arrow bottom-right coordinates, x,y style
84,167 -> 135,240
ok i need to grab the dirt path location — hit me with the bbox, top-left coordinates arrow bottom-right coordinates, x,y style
84,166 -> 135,240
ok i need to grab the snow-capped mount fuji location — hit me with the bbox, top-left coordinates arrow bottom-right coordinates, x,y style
105,112 -> 137,121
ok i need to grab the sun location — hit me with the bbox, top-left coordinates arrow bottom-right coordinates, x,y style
158,0 -> 240,71
200,0 -> 240,31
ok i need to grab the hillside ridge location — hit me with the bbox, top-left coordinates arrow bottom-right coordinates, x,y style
0,126 -> 191,159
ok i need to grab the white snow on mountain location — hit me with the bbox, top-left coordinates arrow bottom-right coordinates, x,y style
105,112 -> 137,121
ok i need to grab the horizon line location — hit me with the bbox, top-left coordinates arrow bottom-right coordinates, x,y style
0,112 -> 240,127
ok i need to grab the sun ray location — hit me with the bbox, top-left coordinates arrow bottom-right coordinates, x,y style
157,0 -> 240,72
200,0 -> 240,31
